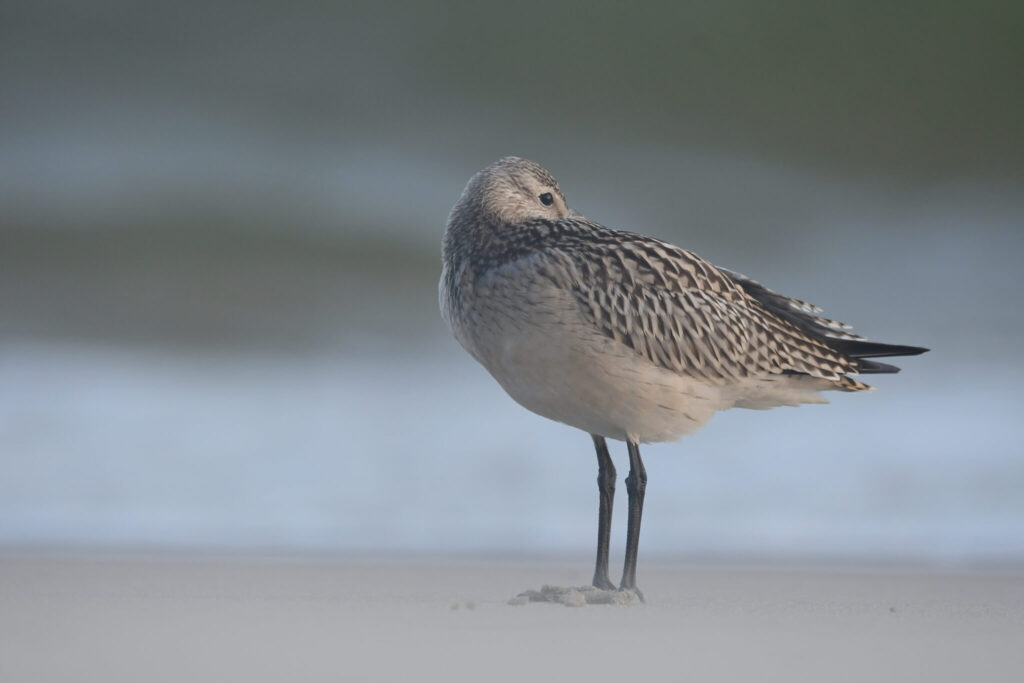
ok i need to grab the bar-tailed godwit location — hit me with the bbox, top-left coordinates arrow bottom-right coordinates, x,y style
440,157 -> 927,604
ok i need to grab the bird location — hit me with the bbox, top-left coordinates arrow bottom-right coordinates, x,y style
439,156 -> 927,603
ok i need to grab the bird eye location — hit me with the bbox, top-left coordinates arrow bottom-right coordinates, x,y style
539,192 -> 554,206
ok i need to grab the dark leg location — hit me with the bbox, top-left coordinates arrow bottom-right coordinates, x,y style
591,434 -> 616,590
619,440 -> 647,598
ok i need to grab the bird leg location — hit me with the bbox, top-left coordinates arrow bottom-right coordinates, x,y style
591,434 -> 616,590
506,436 -> 640,607
619,440 -> 647,600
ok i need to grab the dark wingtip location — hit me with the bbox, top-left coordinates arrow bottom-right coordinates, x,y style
830,340 -> 930,359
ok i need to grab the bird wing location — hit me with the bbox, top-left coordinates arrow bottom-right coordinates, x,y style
541,219 -> 868,386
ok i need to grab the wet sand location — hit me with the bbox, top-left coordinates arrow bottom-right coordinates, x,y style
1,553 -> 1022,682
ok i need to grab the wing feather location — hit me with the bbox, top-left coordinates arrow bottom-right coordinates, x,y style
546,223 -> 865,386
491,216 -> 923,389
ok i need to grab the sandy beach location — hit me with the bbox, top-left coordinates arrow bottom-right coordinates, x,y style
1,553 -> 1021,682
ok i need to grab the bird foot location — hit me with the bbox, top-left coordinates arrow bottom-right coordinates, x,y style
508,585 -> 641,607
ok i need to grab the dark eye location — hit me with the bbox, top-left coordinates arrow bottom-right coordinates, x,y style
539,192 -> 554,206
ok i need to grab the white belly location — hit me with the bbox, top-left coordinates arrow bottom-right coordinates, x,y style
450,277 -> 727,443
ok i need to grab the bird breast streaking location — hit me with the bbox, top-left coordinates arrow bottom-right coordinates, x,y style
439,156 -> 927,603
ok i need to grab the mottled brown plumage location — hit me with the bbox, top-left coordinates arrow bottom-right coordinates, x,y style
442,160 -> 923,408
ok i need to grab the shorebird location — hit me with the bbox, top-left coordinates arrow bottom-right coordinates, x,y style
439,156 -> 927,604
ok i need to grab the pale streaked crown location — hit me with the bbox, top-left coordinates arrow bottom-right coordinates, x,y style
455,156 -> 570,224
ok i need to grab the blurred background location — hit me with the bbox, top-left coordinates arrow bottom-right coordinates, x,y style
2,0 -> 1022,566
